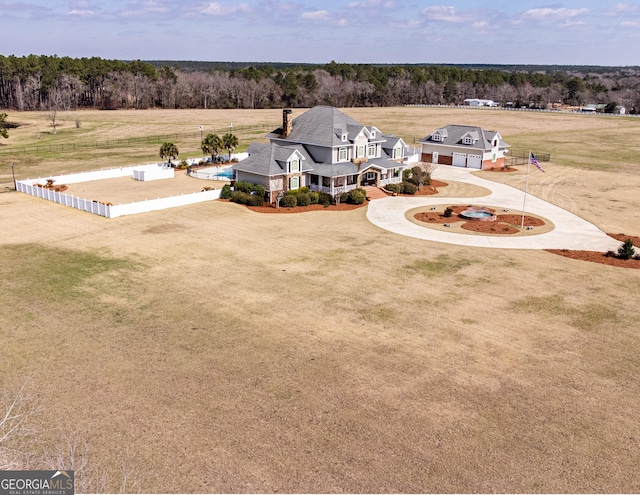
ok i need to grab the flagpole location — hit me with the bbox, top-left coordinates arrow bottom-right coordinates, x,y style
521,151 -> 531,229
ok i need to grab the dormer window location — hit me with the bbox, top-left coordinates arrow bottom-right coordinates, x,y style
339,147 -> 348,161
342,133 -> 348,142
432,134 -> 441,142
463,136 -> 473,145
393,145 -> 403,159
370,131 -> 376,138
290,158 -> 300,173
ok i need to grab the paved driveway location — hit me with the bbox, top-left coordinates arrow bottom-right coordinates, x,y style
366,166 -> 620,251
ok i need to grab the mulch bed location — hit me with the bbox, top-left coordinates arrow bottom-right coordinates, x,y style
413,205 -> 545,234
222,181 -> 640,270
546,235 -> 640,270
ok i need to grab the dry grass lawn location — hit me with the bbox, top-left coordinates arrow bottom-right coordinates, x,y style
1,107 -> 640,493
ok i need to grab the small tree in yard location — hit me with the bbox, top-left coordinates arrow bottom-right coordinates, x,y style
617,239 -> 636,260
222,132 -> 238,161
160,142 -> 179,166
411,162 -> 436,190
201,133 -> 223,162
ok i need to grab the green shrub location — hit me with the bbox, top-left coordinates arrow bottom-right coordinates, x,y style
220,184 -> 232,199
401,181 -> 418,195
230,191 -> 251,204
385,183 -> 402,193
317,192 -> 333,206
297,192 -> 311,206
246,194 -> 264,206
280,194 -> 297,208
617,239 -> 636,260
233,181 -> 254,194
341,188 -> 367,205
309,191 -> 319,204
253,184 -> 265,199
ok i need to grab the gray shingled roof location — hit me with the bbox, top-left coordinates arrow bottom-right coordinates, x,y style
233,143 -> 314,177
419,124 -> 510,151
265,106 -> 365,147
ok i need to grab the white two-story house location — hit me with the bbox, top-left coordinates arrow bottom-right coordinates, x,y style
233,106 -> 409,203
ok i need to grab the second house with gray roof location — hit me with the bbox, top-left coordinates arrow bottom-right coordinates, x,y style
233,106 -> 410,203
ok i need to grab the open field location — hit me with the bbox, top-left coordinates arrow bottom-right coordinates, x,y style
1,107 -> 640,493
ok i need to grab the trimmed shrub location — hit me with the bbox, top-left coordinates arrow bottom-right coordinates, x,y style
443,207 -> 454,218
230,191 -> 251,204
401,181 -> 418,195
220,184 -> 232,199
317,192 -> 333,206
246,194 -> 264,207
233,181 -> 254,194
384,183 -> 402,194
297,192 -> 311,206
280,194 -> 297,208
341,188 -> 367,205
253,184 -> 265,199
309,191 -> 319,204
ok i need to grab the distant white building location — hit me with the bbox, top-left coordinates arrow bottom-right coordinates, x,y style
464,98 -> 498,107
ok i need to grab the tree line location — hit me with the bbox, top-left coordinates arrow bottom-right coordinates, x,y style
1,55 -> 639,113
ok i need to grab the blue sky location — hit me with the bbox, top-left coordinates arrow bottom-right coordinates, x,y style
1,0 -> 639,65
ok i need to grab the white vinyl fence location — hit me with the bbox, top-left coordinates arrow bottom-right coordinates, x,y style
16,160 -> 224,219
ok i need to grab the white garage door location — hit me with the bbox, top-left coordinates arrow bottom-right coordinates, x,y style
452,153 -> 467,167
467,154 -> 482,169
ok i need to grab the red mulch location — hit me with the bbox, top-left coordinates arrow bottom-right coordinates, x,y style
222,184 -> 640,270
413,205 -> 544,234
546,235 -> 640,270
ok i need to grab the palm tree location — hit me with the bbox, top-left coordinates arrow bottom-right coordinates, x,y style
201,133 -> 223,162
160,142 -> 179,167
222,132 -> 239,162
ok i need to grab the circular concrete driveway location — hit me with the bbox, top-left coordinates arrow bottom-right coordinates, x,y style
366,166 -> 621,251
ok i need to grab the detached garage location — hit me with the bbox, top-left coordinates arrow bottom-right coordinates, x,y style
419,124 -> 510,170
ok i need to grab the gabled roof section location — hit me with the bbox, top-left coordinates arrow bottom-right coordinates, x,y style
381,135 -> 405,150
419,124 -> 510,150
233,143 -> 313,177
265,106 -> 365,147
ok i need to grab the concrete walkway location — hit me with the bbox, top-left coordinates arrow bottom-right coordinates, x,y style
366,166 -> 621,251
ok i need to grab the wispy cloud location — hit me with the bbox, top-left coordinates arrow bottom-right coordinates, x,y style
302,10 -> 330,20
421,5 -> 477,23
520,7 -> 590,21
200,2 -> 251,16
348,0 -> 394,8
605,3 -> 640,16
66,9 -> 97,17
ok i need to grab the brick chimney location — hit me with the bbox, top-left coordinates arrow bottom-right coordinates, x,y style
282,109 -> 293,137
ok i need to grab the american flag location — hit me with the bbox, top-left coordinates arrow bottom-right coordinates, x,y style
530,153 -> 545,173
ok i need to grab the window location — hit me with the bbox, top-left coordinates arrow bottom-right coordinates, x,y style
290,158 -> 300,172
347,175 -> 357,185
309,174 -> 319,186
392,168 -> 400,178
290,176 -> 300,190
368,144 -> 376,157
393,146 -> 403,159
339,148 -> 348,161
432,134 -> 441,142
322,176 -> 331,187
342,133 -> 348,142
366,171 -> 375,180
357,145 -> 365,158
463,136 -> 472,145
